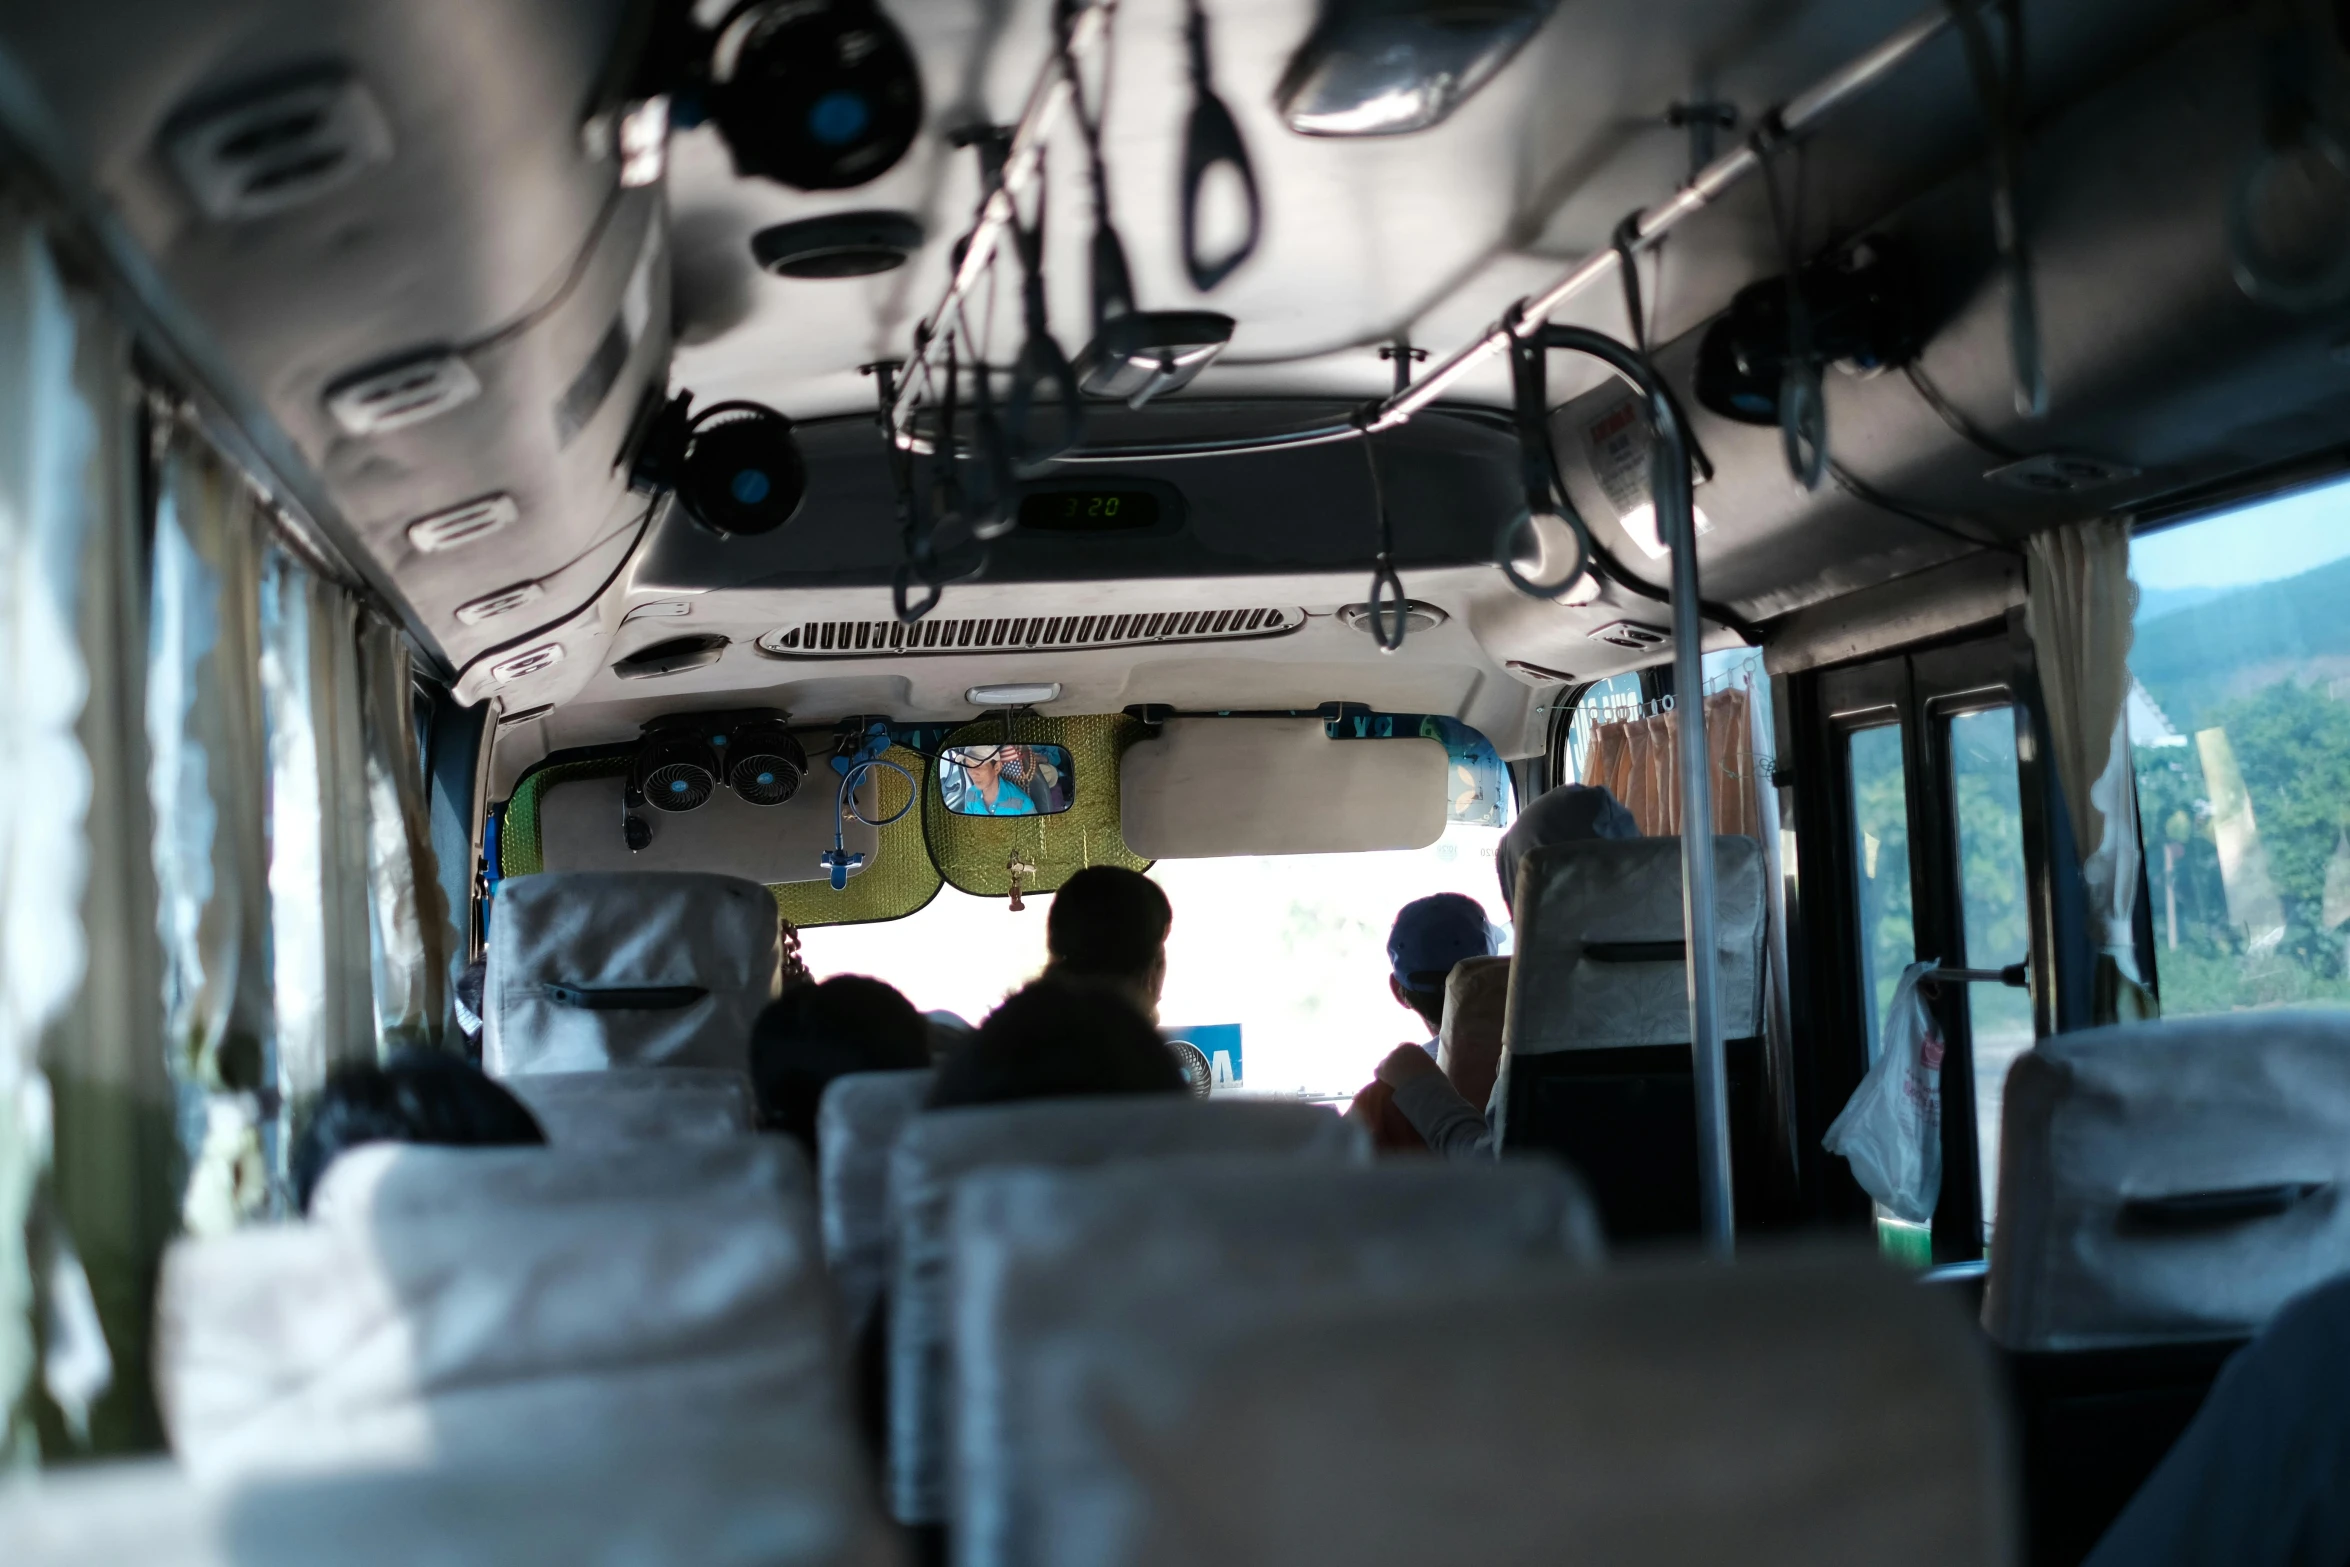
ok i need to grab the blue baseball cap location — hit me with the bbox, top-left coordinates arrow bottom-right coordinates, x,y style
1388,893 -> 1497,992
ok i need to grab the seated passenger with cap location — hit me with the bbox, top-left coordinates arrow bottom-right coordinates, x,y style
290,1050 -> 546,1213
1348,894 -> 1498,1149
748,974 -> 934,1153
1372,782 -> 1641,1160
1040,865 -> 1172,1023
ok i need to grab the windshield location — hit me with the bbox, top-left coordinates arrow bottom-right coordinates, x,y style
796,815 -> 1515,1100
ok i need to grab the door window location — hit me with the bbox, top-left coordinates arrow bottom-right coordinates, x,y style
1846,723 -> 1914,1056
1947,705 -> 2032,1229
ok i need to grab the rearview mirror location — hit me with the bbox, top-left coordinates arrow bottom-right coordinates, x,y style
938,743 -> 1075,817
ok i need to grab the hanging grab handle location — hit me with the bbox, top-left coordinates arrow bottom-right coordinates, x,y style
1182,0 -> 1262,292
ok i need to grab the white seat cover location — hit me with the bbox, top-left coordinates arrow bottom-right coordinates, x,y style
1003,1247 -> 2010,1567
1505,837 -> 1766,1054
1984,1009 -> 2350,1350
886,1097 -> 1365,1525
817,1069 -> 933,1337
155,1140 -> 851,1483
0,1444 -> 895,1567
484,870 -> 782,1076
951,1157 -> 1604,1567
502,1066 -> 756,1145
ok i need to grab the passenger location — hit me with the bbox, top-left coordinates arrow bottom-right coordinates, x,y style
1495,781 -> 1639,912
2082,1270 -> 2350,1567
748,974 -> 933,1151
1348,894 -> 1498,1150
949,743 -> 1040,816
1041,865 -> 1173,1022
927,979 -> 1185,1109
288,1050 -> 544,1213
1375,782 -> 1640,1159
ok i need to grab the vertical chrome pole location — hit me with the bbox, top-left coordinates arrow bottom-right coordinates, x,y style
1661,441 -> 1733,1255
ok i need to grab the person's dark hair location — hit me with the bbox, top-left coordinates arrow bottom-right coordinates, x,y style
1399,984 -> 1446,1034
290,1050 -> 545,1213
749,975 -> 933,1147
1046,866 -> 1172,980
927,979 -> 1185,1109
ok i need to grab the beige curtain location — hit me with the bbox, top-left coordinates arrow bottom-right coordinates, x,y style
2025,518 -> 2155,1024
359,612 -> 453,1051
1583,687 -> 1761,837
261,552 -> 378,1162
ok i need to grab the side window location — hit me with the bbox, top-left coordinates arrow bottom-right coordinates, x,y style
1845,723 -> 1914,1053
2131,487 -> 2350,1015
1945,704 -> 2032,1229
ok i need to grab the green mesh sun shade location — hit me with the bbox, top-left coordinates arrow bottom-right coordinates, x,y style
497,744 -> 942,929
922,713 -> 1151,897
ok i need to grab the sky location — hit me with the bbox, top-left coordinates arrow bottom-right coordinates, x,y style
2135,477 -> 2350,593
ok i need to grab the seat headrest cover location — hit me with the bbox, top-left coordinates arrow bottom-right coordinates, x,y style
1003,1247 -> 2011,1567
1984,1009 -> 2350,1350
950,1157 -> 1603,1567
816,1069 -> 934,1338
0,1441 -> 897,1567
1506,837 -> 1766,1054
484,871 -> 781,1076
1439,954 -> 1512,1110
886,1097 -> 1367,1524
500,1067 -> 755,1146
157,1140 -> 844,1482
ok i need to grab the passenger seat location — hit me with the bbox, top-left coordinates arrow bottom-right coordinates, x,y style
1499,836 -> 1771,1240
154,1139 -> 857,1487
950,1155 -> 1602,1567
483,870 -> 781,1077
503,1066 -> 754,1145
1985,1009 -> 2350,1563
987,1245 -> 2007,1566
817,1068 -> 934,1340
886,1098 -> 1364,1530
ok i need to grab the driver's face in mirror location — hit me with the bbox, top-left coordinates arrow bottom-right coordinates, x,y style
940,743 -> 1072,816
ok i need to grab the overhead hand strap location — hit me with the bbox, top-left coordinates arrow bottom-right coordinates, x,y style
1182,0 -> 1262,292
1059,0 -> 1137,333
1353,408 -> 1408,652
874,355 -> 943,623
1751,121 -> 1827,490
1609,217 -> 1716,484
1003,156 -> 1085,466
1945,0 -> 2046,415
1494,305 -> 1596,603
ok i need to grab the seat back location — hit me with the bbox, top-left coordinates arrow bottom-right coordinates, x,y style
996,1247 -> 2011,1567
0,1443 -> 894,1567
1984,1008 -> 2350,1350
502,1066 -> 755,1145
950,1157 -> 1603,1567
483,870 -> 781,1076
155,1139 -> 850,1482
887,1097 -> 1365,1525
1438,954 -> 1511,1110
817,1068 -> 934,1337
1499,836 -> 1770,1241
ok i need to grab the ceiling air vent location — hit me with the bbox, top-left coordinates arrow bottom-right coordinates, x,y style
614,634 -> 730,679
490,644 -> 565,684
326,351 -> 480,435
1984,452 -> 2141,494
162,68 -> 393,221
453,581 -> 544,626
1588,620 -> 1670,651
755,606 -> 1305,660
406,494 -> 516,553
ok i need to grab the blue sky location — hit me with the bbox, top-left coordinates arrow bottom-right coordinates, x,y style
2135,477 -> 2350,593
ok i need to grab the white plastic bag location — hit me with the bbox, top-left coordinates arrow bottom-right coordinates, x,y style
1822,961 -> 1945,1223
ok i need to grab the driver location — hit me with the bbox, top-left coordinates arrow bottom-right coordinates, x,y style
949,744 -> 1040,816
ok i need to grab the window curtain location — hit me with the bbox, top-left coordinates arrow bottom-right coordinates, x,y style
2025,518 -> 2156,1024
260,550 -> 377,1161
0,205 -> 177,1461
1581,686 -> 1762,836
148,431 -> 273,1235
359,611 -> 453,1051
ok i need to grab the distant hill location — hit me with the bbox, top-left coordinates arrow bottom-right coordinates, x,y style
2132,553 -> 2350,733
2134,584 -> 2227,622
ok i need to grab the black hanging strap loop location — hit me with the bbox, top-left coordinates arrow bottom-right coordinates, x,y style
1001,156 -> 1085,467
1945,0 -> 2046,415
1355,408 -> 1409,653
1493,302 -> 1597,603
1181,0 -> 1263,292
1751,126 -> 1828,490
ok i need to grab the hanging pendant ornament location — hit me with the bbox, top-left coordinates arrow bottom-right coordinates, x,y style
1007,854 -> 1039,911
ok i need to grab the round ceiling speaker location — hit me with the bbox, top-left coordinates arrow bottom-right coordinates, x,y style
751,211 -> 925,278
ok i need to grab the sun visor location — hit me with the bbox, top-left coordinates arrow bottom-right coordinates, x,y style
1120,718 -> 1447,859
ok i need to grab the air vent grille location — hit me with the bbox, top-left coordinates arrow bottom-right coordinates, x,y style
327,352 -> 480,435
756,606 -> 1304,659
1589,620 -> 1670,651
454,581 -> 544,626
491,644 -> 565,683
162,69 -> 393,221
407,494 -> 517,553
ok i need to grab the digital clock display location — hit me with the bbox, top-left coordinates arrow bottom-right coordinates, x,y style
1018,487 -> 1161,533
